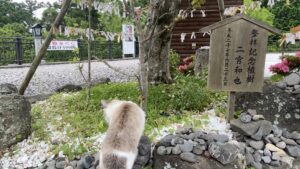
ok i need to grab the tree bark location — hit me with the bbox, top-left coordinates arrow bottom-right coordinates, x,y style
19,0 -> 72,95
138,41 -> 149,111
125,0 -> 180,110
87,1 -> 92,101
147,0 -> 181,84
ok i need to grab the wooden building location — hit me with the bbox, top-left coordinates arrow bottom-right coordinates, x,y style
171,0 -> 243,57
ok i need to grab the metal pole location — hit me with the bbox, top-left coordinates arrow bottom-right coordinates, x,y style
108,40 -> 112,59
15,37 -> 23,65
227,91 -> 236,122
77,39 -> 81,59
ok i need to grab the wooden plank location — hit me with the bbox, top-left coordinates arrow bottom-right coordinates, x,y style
208,19 -> 269,92
227,91 -> 236,122
207,24 -> 227,90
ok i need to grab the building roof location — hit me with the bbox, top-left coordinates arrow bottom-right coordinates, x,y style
200,14 -> 281,34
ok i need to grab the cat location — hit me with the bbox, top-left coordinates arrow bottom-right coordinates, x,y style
98,100 -> 145,169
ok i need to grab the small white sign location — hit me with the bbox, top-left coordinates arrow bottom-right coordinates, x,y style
122,24 -> 135,58
47,40 -> 78,51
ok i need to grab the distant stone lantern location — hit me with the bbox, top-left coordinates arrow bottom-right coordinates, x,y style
32,24 -> 43,37
32,24 -> 43,56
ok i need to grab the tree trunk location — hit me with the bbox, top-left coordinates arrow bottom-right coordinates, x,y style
19,0 -> 72,95
87,1 -> 92,101
138,41 -> 149,111
147,0 -> 181,84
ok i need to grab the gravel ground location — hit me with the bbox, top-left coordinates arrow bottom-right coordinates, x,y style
0,59 -> 139,96
0,52 -> 293,96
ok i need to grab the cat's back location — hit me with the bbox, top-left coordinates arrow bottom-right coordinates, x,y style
103,101 -> 145,151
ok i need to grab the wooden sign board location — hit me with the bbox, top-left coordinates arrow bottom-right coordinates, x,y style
201,15 -> 281,92
200,15 -> 281,121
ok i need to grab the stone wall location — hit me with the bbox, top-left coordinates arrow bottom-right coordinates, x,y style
235,80 -> 300,132
0,84 -> 31,150
153,111 -> 300,169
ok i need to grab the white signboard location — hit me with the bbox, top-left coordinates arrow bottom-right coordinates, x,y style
47,40 -> 78,51
122,24 -> 135,58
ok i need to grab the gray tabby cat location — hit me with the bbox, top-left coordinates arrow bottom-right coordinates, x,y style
98,100 -> 145,169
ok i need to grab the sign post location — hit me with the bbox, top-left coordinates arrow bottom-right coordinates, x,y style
122,24 -> 135,58
200,14 -> 281,122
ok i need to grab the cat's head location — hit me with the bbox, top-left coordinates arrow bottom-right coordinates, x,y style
101,99 -> 123,124
101,99 -> 145,125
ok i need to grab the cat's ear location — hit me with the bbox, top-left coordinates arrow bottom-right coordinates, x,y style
100,100 -> 109,109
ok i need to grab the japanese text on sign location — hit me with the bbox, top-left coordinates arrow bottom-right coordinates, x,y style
223,28 -> 232,86
247,29 -> 258,83
47,40 -> 78,51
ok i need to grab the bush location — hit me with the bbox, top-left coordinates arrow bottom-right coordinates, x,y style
169,49 -> 181,77
269,53 -> 300,75
178,55 -> 195,75
244,0 -> 274,26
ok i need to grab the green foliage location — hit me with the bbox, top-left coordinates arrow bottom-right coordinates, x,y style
98,13 -> 131,33
169,49 -> 181,77
31,75 -> 223,138
244,0 -> 274,26
69,48 -> 81,62
191,0 -> 206,8
270,0 -> 300,31
31,74 -> 227,159
41,2 -> 100,31
60,144 -> 88,160
161,75 -> 211,111
51,143 -> 88,160
0,23 -> 30,36
0,0 -> 42,27
31,105 -> 49,140
282,55 -> 300,71
270,74 -> 285,82
234,110 -> 243,119
147,75 -> 210,112
41,6 -> 58,31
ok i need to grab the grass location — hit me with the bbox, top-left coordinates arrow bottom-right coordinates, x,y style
31,75 -> 226,159
269,74 -> 285,83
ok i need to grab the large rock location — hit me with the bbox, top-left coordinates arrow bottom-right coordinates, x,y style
0,84 -> 31,150
230,119 -> 272,137
235,84 -> 300,132
208,142 -> 240,165
284,73 -> 300,86
263,158 -> 300,169
56,84 -> 82,93
194,47 -> 209,76
153,153 -> 243,169
0,83 -> 18,95
286,146 -> 300,157
134,136 -> 151,167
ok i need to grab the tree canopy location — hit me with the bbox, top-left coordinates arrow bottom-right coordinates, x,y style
0,0 -> 44,27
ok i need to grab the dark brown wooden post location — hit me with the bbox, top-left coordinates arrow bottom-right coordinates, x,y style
227,91 -> 236,122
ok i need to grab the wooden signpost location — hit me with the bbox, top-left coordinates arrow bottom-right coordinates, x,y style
200,14 -> 280,122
